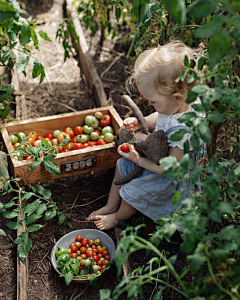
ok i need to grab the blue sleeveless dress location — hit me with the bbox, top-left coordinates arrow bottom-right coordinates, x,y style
117,110 -> 206,222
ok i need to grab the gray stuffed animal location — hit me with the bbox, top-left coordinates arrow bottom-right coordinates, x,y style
114,95 -> 168,185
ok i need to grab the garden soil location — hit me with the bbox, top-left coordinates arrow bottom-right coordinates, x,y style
0,1 -> 186,299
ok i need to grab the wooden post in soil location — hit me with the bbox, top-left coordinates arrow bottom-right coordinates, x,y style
114,227 -> 140,300
65,0 -> 109,108
14,83 -> 29,299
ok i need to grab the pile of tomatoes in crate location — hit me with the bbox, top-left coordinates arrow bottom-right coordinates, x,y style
10,112 -> 115,160
55,235 -> 111,280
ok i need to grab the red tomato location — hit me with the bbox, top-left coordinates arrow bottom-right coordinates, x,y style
80,247 -> 86,254
98,254 -> 103,258
70,253 -> 78,258
70,243 -> 75,248
103,259 -> 110,265
96,139 -> 106,146
94,129 -> 102,136
27,131 -> 37,140
80,254 -> 87,259
70,245 -> 78,253
88,141 -> 97,147
63,141 -> 74,150
101,265 -> 106,270
72,136 -> 77,143
102,250 -> 108,256
99,114 -> 111,127
25,155 -> 33,160
73,126 -> 84,136
44,132 -> 54,140
92,255 -> 99,262
84,142 -> 89,148
64,127 -> 74,137
97,260 -> 103,266
88,239 -> 94,246
36,135 -> 43,140
27,137 -> 35,146
105,255 -> 110,260
81,239 -> 88,246
13,142 -> 21,149
76,235 -> 83,242
72,143 -> 84,150
62,148 -> 70,152
120,143 -> 130,153
86,250 -> 93,257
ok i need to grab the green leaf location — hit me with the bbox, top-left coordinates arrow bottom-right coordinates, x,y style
194,15 -> 225,38
190,133 -> 200,152
191,84 -> 209,94
115,7 -> 121,19
15,232 -> 32,262
196,119 -> 211,143
58,214 -> 67,226
192,104 -> 206,113
0,0 -> 17,12
64,272 -> 73,286
208,111 -> 224,123
3,211 -> 19,218
30,26 -> 39,50
16,54 -> 30,73
27,224 -> 43,233
1,49 -> 12,63
43,154 -> 56,162
28,158 -> 42,171
0,12 -> 16,23
35,203 -> 47,215
172,191 -> 182,205
187,253 -> 206,273
39,30 -> 52,42
169,129 -> 188,142
162,0 -> 186,24
0,103 -> 10,118
24,199 -> 41,216
100,289 -> 111,300
7,221 -> 22,229
160,156 -> 177,170
188,0 -> 218,19
208,28 -> 232,67
0,229 -> 6,236
44,208 -> 57,222
33,184 -> 51,199
234,164 -> 240,176
25,213 -> 42,225
3,200 -> 16,209
22,192 -> 35,201
32,60 -> 45,84
19,19 -> 31,46
43,161 -> 61,176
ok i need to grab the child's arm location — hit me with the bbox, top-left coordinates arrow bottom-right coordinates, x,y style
118,145 -> 184,174
123,112 -> 158,132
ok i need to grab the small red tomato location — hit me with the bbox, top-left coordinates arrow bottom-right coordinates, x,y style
84,142 -> 89,148
98,254 -> 103,258
74,242 -> 81,248
80,254 -> 87,259
73,143 -> 85,150
81,239 -> 88,246
88,141 -> 97,147
70,245 -> 78,253
120,143 -> 130,153
80,247 -> 86,254
88,239 -> 94,246
62,148 -> 70,152
92,255 -> 99,262
36,135 -> 43,140
102,250 -> 108,256
93,248 -> 97,253
99,114 -> 111,127
63,141 -> 74,150
72,136 -> 77,143
70,253 -> 78,258
98,265 -> 102,271
94,129 -> 102,136
25,155 -> 33,160
103,259 -> 110,265
97,260 -> 103,266
73,126 -> 84,136
70,243 -> 75,248
104,255 -> 110,260
44,132 -> 54,140
13,142 -> 21,149
75,235 -> 83,242
86,250 -> 93,257
96,139 -> 106,146
27,137 -> 35,146
80,260 -> 85,267
101,265 -> 106,270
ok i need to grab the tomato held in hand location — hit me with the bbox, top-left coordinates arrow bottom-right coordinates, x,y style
99,114 -> 111,127
120,143 -> 130,153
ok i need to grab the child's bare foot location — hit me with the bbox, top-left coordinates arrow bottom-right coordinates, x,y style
86,206 -> 118,221
94,213 -> 119,230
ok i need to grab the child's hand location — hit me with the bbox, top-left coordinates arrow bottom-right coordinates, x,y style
118,144 -> 142,165
123,117 -> 141,132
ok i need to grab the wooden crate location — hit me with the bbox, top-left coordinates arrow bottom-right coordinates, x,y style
0,106 -> 123,185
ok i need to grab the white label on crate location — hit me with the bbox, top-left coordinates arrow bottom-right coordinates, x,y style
61,157 -> 97,173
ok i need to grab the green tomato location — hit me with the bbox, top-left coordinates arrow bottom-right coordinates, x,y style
34,140 -> 42,148
92,264 -> 99,272
56,253 -> 71,269
76,134 -> 88,143
52,138 -> 58,145
53,130 -> 61,138
56,247 -> 68,257
10,134 -> 18,144
95,111 -> 103,119
104,132 -> 114,143
102,126 -> 114,135
91,117 -> 99,128
84,258 -> 92,267
85,115 -> 95,125
90,132 -> 99,141
99,135 -> 104,139
16,132 -> 26,142
83,125 -> 94,134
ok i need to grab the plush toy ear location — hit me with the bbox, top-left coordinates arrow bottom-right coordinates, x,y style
134,140 -> 147,150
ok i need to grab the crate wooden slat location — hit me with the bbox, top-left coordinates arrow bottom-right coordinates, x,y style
0,106 -> 123,185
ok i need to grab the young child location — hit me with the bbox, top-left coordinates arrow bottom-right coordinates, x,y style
86,40 -> 206,230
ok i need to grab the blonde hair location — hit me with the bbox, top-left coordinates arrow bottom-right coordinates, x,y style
127,40 -> 201,96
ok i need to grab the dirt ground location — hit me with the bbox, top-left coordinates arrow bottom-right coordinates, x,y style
0,1 -> 184,300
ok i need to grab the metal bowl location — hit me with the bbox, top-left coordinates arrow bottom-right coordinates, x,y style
51,229 -> 115,283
